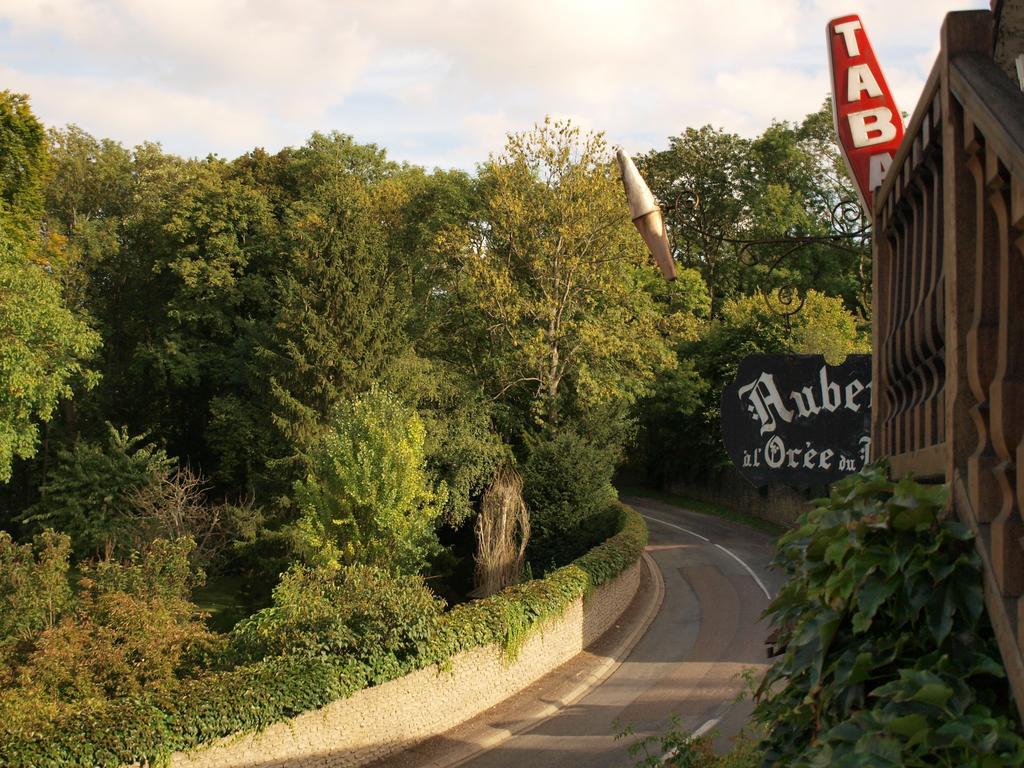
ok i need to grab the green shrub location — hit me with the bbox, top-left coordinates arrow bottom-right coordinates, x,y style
293,388 -> 446,575
0,504 -> 646,767
522,428 -> 618,570
571,503 -> 647,587
755,464 -> 1024,766
619,718 -> 760,767
0,529 -> 75,733
0,529 -> 73,654
432,502 -> 647,660
230,563 -> 444,681
0,538 -> 220,742
0,653 -> 372,768
19,424 -> 174,560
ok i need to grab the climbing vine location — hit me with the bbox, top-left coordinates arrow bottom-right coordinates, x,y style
755,464 -> 1024,766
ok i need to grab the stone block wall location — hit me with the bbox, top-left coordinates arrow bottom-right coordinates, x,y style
668,466 -> 813,529
171,560 -> 642,768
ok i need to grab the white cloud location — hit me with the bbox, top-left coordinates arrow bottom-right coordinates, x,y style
458,110 -> 518,165
0,0 -> 991,167
2,0 -> 372,118
709,67 -> 830,133
0,65 -> 282,151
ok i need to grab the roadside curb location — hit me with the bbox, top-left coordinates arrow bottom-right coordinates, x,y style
550,551 -> 665,710
437,549 -> 666,767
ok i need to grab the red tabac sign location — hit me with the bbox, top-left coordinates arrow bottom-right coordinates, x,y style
827,15 -> 904,213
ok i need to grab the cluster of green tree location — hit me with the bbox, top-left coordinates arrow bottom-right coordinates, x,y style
630,107 -> 871,486
0,94 -> 688,729
1,101 -> 680,574
0,86 -> 869,736
0,505 -> 646,763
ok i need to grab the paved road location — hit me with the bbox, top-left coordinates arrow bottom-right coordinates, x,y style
448,496 -> 784,768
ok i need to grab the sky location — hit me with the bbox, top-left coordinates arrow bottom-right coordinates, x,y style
0,0 -> 992,170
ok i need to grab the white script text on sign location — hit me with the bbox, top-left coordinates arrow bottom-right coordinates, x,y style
720,355 -> 872,489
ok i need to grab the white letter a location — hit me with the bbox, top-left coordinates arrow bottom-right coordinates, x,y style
847,64 -> 883,102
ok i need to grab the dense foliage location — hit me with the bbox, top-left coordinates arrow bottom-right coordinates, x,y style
629,101 -> 872,487
0,85 -> 897,762
755,465 -> 1024,766
20,425 -> 174,559
0,92 -> 99,484
451,118 -> 693,434
1,100 -> 682,574
0,503 -> 645,767
0,533 -> 218,744
230,563 -> 445,680
292,388 -> 445,575
522,427 -> 619,570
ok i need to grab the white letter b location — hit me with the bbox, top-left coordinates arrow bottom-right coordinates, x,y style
848,107 -> 897,148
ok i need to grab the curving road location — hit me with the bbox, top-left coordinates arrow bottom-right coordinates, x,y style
379,495 -> 784,768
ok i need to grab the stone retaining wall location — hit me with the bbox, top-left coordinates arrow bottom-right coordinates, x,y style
172,560 -> 642,768
669,466 -> 813,528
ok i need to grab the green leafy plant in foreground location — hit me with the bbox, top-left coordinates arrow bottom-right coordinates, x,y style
755,463 -> 1024,766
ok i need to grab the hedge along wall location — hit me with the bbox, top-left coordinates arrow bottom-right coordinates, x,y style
0,504 -> 647,768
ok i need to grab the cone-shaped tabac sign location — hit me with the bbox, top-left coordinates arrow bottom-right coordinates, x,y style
826,15 -> 904,212
616,148 -> 675,281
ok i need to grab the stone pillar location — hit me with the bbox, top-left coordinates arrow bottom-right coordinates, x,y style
992,0 -> 1024,85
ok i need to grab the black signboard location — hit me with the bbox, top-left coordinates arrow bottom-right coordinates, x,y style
721,354 -> 872,489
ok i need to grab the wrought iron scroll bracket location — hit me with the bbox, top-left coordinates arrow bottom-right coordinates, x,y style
659,196 -> 871,323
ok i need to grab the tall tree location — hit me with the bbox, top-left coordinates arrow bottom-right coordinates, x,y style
293,388 -> 445,575
640,126 -> 752,318
0,94 -> 99,483
640,101 -> 870,318
0,92 -> 46,233
260,134 -> 406,488
449,118 -> 697,437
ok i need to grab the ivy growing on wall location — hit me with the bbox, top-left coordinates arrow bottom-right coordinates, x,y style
0,503 -> 646,768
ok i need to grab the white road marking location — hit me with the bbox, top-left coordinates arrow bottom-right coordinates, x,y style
659,717 -> 721,763
635,507 -> 770,763
640,513 -> 710,542
691,716 -> 721,739
714,543 -> 773,601
639,512 -> 773,601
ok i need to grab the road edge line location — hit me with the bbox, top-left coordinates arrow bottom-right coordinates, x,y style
445,549 -> 665,767
555,550 -> 666,708
713,543 -> 773,601
639,513 -> 710,542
